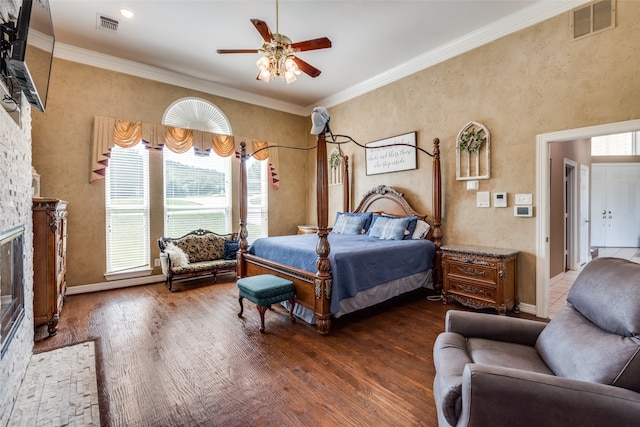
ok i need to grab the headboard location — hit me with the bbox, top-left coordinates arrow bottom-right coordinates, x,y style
353,185 -> 427,221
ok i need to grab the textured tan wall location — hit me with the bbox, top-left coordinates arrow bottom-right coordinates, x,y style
31,59 -> 308,287
314,2 -> 640,305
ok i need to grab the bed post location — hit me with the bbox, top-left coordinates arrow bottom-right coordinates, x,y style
343,155 -> 350,211
315,133 -> 332,334
237,141 -> 248,278
432,138 -> 443,292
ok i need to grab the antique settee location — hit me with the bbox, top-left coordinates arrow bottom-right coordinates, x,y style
432,257 -> 640,427
158,229 -> 238,291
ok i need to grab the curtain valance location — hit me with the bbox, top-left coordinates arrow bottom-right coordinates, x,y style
91,116 -> 279,188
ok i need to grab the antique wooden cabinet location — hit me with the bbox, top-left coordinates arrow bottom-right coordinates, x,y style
32,198 -> 68,336
442,245 -> 519,315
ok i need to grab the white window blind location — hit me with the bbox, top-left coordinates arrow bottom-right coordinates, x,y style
246,157 -> 269,243
105,144 -> 150,273
163,148 -> 232,237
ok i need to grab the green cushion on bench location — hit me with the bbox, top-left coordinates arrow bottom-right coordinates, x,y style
237,274 -> 294,306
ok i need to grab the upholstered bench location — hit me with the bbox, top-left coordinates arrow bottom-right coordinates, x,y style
237,274 -> 295,333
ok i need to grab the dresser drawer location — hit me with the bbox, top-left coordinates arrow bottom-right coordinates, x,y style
445,259 -> 498,283
446,277 -> 498,303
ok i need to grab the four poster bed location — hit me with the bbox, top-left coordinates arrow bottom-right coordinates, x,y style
237,135 -> 442,335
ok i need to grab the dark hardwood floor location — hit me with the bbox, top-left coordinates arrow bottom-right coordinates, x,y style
33,276 -> 536,427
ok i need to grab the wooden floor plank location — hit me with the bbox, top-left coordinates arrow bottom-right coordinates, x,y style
34,278 -> 538,426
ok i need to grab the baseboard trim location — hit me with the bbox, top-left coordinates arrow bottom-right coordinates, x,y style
518,302 -> 537,316
549,272 -> 564,286
65,275 -> 165,295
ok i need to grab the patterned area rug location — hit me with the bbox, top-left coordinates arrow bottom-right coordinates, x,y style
9,341 -> 100,426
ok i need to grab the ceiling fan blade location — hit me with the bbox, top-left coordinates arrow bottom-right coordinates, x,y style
217,49 -> 260,54
292,56 -> 321,78
290,37 -> 332,52
251,19 -> 273,42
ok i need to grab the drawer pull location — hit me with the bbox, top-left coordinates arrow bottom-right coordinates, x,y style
456,266 -> 486,277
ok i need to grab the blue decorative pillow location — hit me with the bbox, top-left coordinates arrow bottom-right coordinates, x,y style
368,215 -> 412,240
332,213 -> 368,235
333,211 -> 373,232
223,240 -> 239,260
403,216 -> 419,240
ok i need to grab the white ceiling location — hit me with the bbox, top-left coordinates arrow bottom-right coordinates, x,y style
46,0 -> 589,115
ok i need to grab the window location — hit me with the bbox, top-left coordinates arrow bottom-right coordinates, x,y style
160,97 -> 269,240
591,132 -> 639,156
105,144 -> 150,273
163,148 -> 232,237
246,157 -> 269,242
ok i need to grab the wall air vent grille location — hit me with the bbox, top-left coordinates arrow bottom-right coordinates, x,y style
570,0 -> 615,40
97,14 -> 119,31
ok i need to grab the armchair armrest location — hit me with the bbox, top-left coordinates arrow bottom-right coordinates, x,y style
445,310 -> 547,347
460,363 -> 640,427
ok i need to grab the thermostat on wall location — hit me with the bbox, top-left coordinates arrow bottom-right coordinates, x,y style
494,192 -> 507,208
514,206 -> 533,217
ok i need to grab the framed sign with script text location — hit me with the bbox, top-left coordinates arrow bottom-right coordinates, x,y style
365,131 -> 417,176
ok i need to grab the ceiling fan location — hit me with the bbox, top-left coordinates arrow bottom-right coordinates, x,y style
217,0 -> 332,83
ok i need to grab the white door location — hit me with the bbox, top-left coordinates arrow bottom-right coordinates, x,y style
579,165 -> 590,266
591,163 -> 640,247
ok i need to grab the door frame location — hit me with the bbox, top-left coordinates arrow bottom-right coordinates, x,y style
578,164 -> 590,267
564,159 -> 578,272
536,119 -> 640,319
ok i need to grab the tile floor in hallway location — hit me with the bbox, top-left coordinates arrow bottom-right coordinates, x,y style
548,247 -> 640,318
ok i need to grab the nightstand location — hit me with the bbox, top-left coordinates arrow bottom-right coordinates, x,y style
297,225 -> 318,235
441,245 -> 519,315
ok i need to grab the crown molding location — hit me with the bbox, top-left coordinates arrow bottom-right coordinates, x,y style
53,43 -> 309,116
312,0 -> 592,110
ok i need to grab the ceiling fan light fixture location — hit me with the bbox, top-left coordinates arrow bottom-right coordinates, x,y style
256,53 -> 300,84
219,0 -> 330,83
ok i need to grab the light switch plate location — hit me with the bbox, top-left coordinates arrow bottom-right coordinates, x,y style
477,191 -> 490,208
466,180 -> 479,191
515,193 -> 532,205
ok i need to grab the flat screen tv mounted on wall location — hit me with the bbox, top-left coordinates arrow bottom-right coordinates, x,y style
4,0 -> 54,113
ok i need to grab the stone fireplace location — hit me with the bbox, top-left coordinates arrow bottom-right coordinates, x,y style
0,101 -> 34,427
0,225 -> 25,357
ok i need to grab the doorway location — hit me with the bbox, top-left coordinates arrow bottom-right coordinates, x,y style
536,119 -> 640,319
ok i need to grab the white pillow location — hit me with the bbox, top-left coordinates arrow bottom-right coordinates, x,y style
412,220 -> 431,239
164,242 -> 190,268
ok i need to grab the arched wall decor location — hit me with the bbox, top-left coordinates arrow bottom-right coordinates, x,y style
456,121 -> 490,180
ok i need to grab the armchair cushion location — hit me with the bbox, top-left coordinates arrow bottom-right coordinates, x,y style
535,304 -> 640,392
567,257 -> 640,337
536,258 -> 640,393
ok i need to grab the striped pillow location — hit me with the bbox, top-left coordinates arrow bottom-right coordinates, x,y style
332,213 -> 368,235
368,215 -> 412,240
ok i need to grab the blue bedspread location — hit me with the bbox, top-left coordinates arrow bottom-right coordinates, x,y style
248,233 -> 435,313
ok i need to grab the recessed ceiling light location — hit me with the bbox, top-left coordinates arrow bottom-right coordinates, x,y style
118,8 -> 134,19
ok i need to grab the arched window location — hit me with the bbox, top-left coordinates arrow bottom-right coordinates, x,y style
162,98 -> 235,236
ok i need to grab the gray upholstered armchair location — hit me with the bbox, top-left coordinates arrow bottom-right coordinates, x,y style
433,257 -> 640,427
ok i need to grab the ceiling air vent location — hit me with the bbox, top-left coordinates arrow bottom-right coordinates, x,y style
570,0 -> 615,40
97,13 -> 119,31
